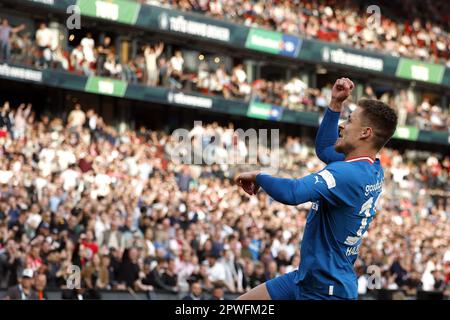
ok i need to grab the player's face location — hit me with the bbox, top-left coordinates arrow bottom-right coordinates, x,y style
334,106 -> 364,154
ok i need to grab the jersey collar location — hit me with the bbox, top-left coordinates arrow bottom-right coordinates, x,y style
345,156 -> 375,164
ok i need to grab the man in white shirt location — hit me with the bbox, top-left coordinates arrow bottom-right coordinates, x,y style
36,23 -> 53,48
60,165 -> 80,191
169,50 -> 184,82
70,45 -> 84,73
207,254 -> 236,290
206,254 -> 228,289
421,259 -> 437,291
35,23 -> 54,67
80,32 -> 95,63
67,103 -> 86,129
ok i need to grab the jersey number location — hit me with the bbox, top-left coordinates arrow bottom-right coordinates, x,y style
344,197 -> 377,246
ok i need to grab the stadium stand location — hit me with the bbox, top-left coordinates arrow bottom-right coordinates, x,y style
2,18 -> 449,131
0,102 -> 448,299
141,0 -> 450,65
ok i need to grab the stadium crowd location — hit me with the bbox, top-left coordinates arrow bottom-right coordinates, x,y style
1,17 -> 449,132
143,0 -> 450,65
0,101 -> 448,299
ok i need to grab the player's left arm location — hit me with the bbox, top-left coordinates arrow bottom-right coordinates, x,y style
315,107 -> 345,164
315,78 -> 354,164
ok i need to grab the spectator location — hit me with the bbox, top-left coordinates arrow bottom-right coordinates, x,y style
13,103 -> 31,140
249,262 -> 266,288
135,260 -> 154,294
285,254 -> 300,273
34,273 -> 48,300
4,269 -> 38,300
144,42 -> 164,86
10,31 -> 32,65
216,64 -> 232,99
158,57 -> 169,86
97,36 -> 113,76
70,44 -> 85,74
222,247 -> 244,293
80,32 -> 95,65
123,59 -> 139,84
108,248 -> 122,288
209,285 -> 225,300
51,47 -> 69,70
0,239 -> 24,288
97,254 -> 112,289
35,23 -> 53,68
0,18 -> 25,63
67,103 -> 86,129
26,243 -> 43,272
168,50 -> 184,88
422,263 -> 436,291
206,254 -> 227,289
143,257 -> 178,293
0,101 -> 12,136
104,52 -> 122,78
231,64 -> 250,98
102,219 -> 124,252
81,253 -> 102,290
182,280 -> 204,300
161,258 -> 179,293
117,247 -> 140,289
176,166 -> 192,192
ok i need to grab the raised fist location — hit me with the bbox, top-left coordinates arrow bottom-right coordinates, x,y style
332,78 -> 354,102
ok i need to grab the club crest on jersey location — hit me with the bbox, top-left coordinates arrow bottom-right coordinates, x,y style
311,201 -> 319,211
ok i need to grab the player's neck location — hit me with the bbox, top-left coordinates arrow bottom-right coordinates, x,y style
344,149 -> 376,162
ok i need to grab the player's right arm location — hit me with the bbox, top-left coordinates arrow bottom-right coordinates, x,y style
315,78 -> 354,164
235,163 -> 352,207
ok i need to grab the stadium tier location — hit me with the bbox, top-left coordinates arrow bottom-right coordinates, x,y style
0,0 -> 448,302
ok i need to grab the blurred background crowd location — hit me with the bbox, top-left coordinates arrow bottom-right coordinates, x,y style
0,101 -> 448,300
139,0 -> 450,65
1,14 -> 449,132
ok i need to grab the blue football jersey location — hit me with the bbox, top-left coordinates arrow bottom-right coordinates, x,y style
257,157 -> 383,299
255,107 -> 386,299
293,157 -> 383,298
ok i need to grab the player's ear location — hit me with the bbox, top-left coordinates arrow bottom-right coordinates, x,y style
361,127 -> 373,140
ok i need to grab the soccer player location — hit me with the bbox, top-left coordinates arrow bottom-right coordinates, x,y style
235,78 -> 398,300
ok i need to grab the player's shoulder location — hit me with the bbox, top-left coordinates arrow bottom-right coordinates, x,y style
322,160 -> 358,173
325,158 -> 384,184
325,158 -> 381,170
317,161 -> 345,189
318,160 -> 362,187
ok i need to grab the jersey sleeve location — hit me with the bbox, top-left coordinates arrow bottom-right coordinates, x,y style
256,162 -> 353,207
315,108 -> 345,164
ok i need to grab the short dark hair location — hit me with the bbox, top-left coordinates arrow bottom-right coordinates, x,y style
189,280 -> 201,288
358,99 -> 398,150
